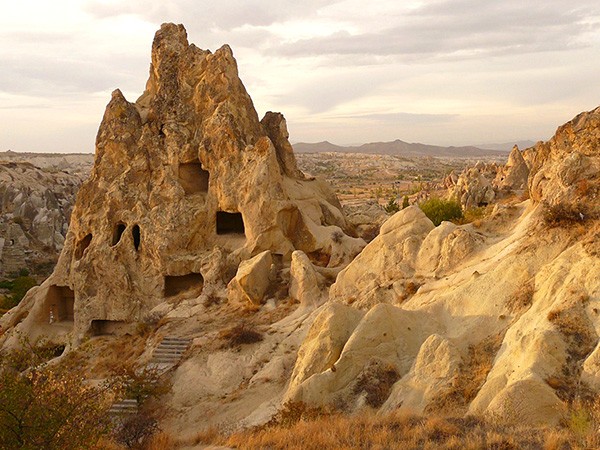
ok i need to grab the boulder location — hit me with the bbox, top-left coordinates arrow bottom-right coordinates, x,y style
228,250 -> 272,305
289,250 -> 321,307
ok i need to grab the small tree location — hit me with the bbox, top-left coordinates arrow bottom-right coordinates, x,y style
402,195 -> 410,209
0,340 -> 117,449
384,197 -> 400,215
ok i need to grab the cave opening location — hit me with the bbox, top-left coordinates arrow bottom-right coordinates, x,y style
132,225 -> 141,251
47,285 -> 75,322
164,273 -> 204,297
90,320 -> 131,336
112,222 -> 127,246
74,234 -> 92,260
216,211 -> 245,235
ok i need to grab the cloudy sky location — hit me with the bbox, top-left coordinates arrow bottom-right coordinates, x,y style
2,0 -> 600,153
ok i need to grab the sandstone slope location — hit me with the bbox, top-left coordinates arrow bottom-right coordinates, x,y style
287,106 -> 600,425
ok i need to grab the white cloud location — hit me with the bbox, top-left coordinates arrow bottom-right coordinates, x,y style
1,0 -> 600,152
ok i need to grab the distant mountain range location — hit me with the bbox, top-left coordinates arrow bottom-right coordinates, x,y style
292,139 -> 531,158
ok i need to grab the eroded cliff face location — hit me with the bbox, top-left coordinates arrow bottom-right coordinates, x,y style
0,23 -> 363,346
0,161 -> 86,276
528,105 -> 600,217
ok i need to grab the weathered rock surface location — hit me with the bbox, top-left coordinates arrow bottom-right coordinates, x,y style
0,161 -> 86,276
448,162 -> 498,208
288,106 -> 600,425
289,250 -> 323,308
228,250 -> 272,305
0,23 -> 364,346
493,145 -> 529,192
528,105 -> 600,217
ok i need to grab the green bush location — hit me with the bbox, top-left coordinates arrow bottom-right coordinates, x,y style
419,198 -> 463,226
0,339 -> 116,449
402,195 -> 410,209
384,197 -> 400,214
6,276 -> 37,309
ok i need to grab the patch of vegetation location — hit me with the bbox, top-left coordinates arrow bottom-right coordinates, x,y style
193,406 -> 600,450
383,197 -> 400,215
505,281 -> 535,313
546,298 -> 597,403
0,337 -> 118,449
264,402 -> 332,429
428,331 -> 506,415
419,198 -> 463,226
542,202 -> 588,227
220,324 -> 264,348
352,360 -> 400,408
0,275 -> 38,310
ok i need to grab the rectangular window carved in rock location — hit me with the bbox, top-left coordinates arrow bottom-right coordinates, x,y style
164,273 -> 204,297
178,160 -> 209,195
216,211 -> 245,235
47,285 -> 75,322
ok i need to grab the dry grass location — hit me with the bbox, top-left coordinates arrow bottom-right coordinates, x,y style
542,202 -> 588,227
190,407 -> 600,450
219,324 -> 264,348
352,360 -> 400,408
546,300 -> 597,403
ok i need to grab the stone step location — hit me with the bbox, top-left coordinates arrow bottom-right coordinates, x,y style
152,353 -> 182,359
156,344 -> 188,350
109,399 -> 138,415
149,336 -> 191,366
153,348 -> 186,354
151,358 -> 180,364
159,338 -> 190,343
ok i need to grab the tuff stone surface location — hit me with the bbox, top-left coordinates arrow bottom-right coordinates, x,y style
0,23 -> 364,345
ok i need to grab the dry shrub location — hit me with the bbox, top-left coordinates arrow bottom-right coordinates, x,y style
505,281 -> 534,313
398,281 -> 422,303
575,179 -> 590,197
220,324 -> 263,348
352,360 -> 400,408
460,205 -> 493,225
145,432 -> 175,450
546,302 -> 597,403
264,401 -> 332,429
542,202 -> 587,227
428,331 -> 505,414
189,426 -> 221,446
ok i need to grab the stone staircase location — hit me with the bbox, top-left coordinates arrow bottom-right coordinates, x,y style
149,336 -> 192,366
109,335 -> 191,416
108,398 -> 138,416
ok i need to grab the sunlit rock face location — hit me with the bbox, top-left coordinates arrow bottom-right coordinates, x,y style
0,23 -> 364,345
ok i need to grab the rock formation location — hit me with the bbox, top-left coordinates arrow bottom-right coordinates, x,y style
2,22 -> 600,435
448,161 -> 498,208
528,106 -> 600,218
0,23 -> 364,346
493,145 -> 529,192
0,161 -> 86,276
287,106 -> 600,425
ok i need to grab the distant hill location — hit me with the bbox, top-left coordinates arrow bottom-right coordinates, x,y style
476,140 -> 536,152
292,139 -> 509,158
